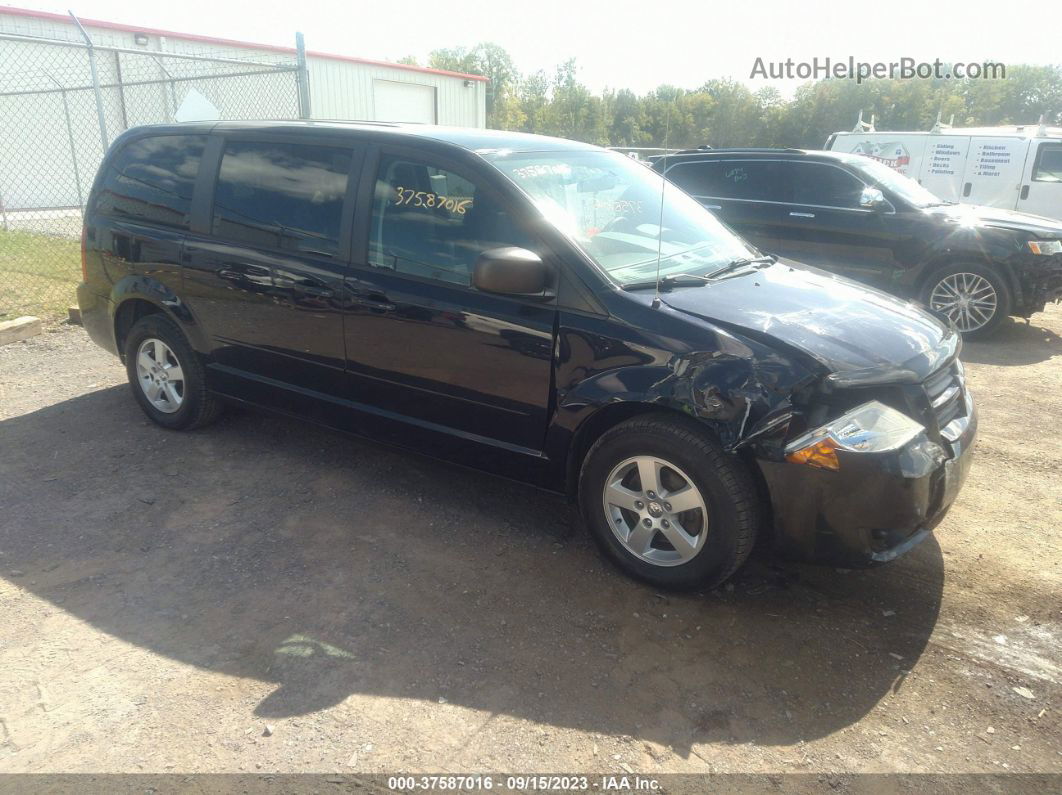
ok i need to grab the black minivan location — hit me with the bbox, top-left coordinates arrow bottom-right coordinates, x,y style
78,122 -> 977,589
655,148 -> 1062,337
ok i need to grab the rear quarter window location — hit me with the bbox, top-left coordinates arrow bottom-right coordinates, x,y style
94,135 -> 205,229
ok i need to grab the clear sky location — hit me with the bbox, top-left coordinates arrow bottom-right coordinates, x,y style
14,0 -> 1060,95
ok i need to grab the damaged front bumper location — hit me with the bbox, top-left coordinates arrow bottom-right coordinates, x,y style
757,389 -> 977,567
1014,253 -> 1062,316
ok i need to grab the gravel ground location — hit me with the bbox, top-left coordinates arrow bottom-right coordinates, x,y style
0,308 -> 1059,775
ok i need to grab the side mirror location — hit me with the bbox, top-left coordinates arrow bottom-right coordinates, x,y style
860,186 -> 888,211
472,247 -> 551,296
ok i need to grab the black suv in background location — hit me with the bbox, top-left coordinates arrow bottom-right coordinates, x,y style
78,122 -> 977,589
655,149 -> 1062,337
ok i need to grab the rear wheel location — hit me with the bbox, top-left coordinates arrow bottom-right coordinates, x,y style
123,314 -> 222,430
922,263 -> 1010,339
579,414 -> 759,590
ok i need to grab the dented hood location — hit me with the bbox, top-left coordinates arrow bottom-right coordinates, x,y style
661,263 -> 957,381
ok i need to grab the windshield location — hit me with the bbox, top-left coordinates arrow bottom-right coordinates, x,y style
845,155 -> 945,208
484,150 -> 757,286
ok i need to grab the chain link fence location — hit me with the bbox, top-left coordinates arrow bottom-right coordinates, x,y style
0,27 -> 308,321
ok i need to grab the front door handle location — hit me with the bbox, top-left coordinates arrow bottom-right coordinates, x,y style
1020,185 -> 1030,200
789,212 -> 816,218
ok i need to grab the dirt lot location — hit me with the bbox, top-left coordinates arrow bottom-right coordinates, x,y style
0,307 -> 1060,776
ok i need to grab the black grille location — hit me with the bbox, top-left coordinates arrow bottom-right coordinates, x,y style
923,361 -> 965,431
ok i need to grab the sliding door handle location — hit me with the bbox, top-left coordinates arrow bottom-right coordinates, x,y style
350,293 -> 396,312
296,284 -> 334,298
789,211 -> 816,218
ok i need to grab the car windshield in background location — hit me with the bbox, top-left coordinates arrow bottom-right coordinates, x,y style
846,156 -> 946,208
486,150 -> 756,286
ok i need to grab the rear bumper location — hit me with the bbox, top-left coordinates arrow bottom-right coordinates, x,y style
76,283 -> 117,356
759,391 -> 977,567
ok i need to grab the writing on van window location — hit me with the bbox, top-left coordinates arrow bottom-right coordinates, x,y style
594,198 -> 644,214
95,135 -> 205,230
393,186 -> 472,215
370,155 -> 532,287
512,163 -> 571,180
212,141 -> 351,257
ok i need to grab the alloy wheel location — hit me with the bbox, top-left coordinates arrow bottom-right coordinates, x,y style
135,337 -> 185,413
602,455 -> 709,567
929,272 -> 998,332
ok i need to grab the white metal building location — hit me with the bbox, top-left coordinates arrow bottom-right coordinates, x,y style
0,5 -> 488,127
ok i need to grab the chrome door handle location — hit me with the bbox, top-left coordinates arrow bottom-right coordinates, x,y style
705,204 -> 722,210
789,212 -> 816,218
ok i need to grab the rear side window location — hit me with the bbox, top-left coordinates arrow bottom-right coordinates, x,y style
668,160 -> 792,203
212,141 -> 352,257
95,135 -> 205,229
789,162 -> 866,208
665,161 -> 729,197
1032,144 -> 1062,182
368,154 -> 532,287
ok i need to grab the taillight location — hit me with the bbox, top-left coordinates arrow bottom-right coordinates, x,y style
80,225 -> 88,282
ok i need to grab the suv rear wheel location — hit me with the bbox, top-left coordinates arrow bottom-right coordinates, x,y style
579,414 -> 759,590
922,263 -> 1010,338
123,314 -> 222,430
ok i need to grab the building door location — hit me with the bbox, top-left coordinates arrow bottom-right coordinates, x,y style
373,81 -> 437,124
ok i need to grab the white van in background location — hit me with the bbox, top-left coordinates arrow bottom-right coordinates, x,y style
826,118 -> 1062,221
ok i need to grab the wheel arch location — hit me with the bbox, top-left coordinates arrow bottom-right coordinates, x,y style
915,251 -> 1019,303
110,276 -> 207,361
564,402 -> 732,499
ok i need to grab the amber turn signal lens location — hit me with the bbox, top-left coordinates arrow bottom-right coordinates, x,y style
785,438 -> 841,471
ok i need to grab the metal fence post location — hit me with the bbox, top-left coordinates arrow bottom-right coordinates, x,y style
68,11 -> 109,152
47,74 -> 84,208
295,32 -> 311,119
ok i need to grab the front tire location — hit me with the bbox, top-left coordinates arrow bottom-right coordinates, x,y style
124,314 -> 222,430
579,414 -> 759,590
921,263 -> 1011,339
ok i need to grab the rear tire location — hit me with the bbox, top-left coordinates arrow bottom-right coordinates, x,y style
921,263 -> 1010,339
124,314 -> 222,430
578,413 -> 759,590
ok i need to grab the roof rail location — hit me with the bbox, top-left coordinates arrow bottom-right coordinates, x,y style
852,110 -> 876,133
691,147 -> 806,154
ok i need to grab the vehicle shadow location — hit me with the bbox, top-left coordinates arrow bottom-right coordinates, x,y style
0,387 -> 944,753
962,317 -> 1062,366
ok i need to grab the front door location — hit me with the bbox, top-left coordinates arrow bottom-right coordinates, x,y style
342,149 -> 556,454
769,160 -> 905,289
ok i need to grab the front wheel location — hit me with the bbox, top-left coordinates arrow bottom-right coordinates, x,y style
922,264 -> 1011,339
579,414 -> 760,590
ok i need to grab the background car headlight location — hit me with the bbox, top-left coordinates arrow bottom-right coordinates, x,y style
784,401 -> 925,471
1027,240 -> 1062,255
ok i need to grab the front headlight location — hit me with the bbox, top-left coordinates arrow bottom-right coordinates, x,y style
1027,240 -> 1062,255
784,401 -> 925,471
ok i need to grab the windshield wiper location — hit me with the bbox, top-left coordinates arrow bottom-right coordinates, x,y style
622,273 -> 712,291
703,255 -> 776,279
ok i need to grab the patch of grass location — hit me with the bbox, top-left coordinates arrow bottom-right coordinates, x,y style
0,229 -> 81,320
